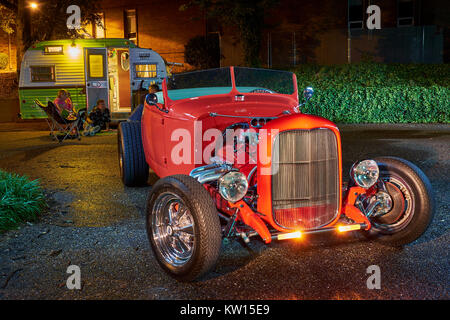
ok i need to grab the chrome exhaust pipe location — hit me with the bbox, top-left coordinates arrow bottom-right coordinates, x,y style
190,163 -> 235,184
190,163 -> 224,177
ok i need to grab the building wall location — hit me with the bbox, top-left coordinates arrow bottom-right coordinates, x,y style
100,0 -> 207,71
263,0 -> 447,66
0,30 -> 16,73
0,72 -> 19,122
0,0 -> 447,75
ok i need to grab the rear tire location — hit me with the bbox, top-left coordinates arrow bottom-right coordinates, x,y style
118,121 -> 149,186
146,175 -> 222,282
363,157 -> 435,246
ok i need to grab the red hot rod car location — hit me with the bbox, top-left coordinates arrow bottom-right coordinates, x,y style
118,67 -> 434,281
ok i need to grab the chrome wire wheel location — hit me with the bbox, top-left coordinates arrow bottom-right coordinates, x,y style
370,175 -> 414,233
362,157 -> 434,246
151,192 -> 195,267
147,175 -> 222,281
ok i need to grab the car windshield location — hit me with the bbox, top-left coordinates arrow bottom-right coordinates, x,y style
167,68 -> 232,101
234,67 -> 295,95
166,67 -> 295,101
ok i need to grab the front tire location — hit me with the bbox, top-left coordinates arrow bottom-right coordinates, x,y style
118,121 -> 149,186
146,175 -> 222,281
363,157 -> 435,246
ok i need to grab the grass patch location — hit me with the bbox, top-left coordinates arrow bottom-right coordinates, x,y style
0,170 -> 46,232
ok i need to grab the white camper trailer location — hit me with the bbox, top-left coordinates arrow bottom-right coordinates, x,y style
19,38 -> 168,120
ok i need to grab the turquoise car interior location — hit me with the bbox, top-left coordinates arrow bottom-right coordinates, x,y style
159,86 -> 269,104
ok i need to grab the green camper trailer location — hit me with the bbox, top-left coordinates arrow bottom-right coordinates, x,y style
19,38 -> 168,120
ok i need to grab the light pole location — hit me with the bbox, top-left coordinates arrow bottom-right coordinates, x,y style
27,2 -> 38,45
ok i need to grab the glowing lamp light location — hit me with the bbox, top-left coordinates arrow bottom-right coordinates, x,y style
30,2 -> 38,9
68,45 -> 81,58
277,231 -> 302,241
337,224 -> 361,233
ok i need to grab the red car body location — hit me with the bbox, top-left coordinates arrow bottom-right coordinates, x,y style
142,68 -> 298,177
140,67 -> 370,243
118,66 -> 433,281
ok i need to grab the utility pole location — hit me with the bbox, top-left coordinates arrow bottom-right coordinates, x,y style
347,2 -> 351,64
347,29 -> 351,64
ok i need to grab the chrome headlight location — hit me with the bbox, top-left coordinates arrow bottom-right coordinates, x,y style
218,171 -> 248,203
351,160 -> 379,189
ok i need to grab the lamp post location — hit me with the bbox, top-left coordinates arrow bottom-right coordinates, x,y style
16,0 -> 37,75
27,2 -> 39,44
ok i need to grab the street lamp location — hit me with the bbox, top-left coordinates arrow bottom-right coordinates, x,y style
29,2 -> 38,10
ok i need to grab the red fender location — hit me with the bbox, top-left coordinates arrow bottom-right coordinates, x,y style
342,186 -> 372,230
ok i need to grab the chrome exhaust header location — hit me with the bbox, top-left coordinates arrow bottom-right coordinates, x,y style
190,163 -> 236,184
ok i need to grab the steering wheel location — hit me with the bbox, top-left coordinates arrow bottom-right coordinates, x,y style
249,88 -> 273,94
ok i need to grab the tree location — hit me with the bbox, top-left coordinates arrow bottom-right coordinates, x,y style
0,0 -> 102,72
0,4 -> 15,70
0,4 -> 15,35
184,35 -> 221,69
181,0 -> 278,67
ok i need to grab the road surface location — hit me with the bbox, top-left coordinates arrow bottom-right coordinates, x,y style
0,124 -> 448,299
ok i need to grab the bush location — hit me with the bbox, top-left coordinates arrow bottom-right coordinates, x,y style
0,170 -> 46,232
0,53 -> 8,70
184,35 -> 221,69
292,63 -> 450,123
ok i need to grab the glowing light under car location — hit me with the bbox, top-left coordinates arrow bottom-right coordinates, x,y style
277,231 -> 302,240
337,224 -> 362,233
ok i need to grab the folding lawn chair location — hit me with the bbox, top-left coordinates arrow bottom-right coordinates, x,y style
34,99 -> 81,143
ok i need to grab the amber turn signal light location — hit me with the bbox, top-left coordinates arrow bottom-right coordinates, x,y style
337,224 -> 362,233
277,231 -> 302,240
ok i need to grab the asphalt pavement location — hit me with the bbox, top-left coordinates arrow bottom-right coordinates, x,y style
0,124 -> 448,299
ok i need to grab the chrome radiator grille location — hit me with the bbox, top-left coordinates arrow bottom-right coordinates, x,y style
271,129 -> 339,230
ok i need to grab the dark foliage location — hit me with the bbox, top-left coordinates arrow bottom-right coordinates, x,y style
184,35 -> 221,69
181,0 -> 278,67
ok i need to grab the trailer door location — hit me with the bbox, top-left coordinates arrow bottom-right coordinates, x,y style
85,48 -> 108,112
129,48 -> 167,110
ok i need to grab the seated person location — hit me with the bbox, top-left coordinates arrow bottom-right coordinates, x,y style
83,100 -> 111,136
129,83 -> 160,121
149,83 -> 160,94
53,89 -> 76,121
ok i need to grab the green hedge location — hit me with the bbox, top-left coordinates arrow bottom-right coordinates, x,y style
292,63 -> 449,123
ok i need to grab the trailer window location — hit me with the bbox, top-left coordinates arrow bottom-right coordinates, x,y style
30,66 -> 55,82
134,64 -> 157,78
44,46 -> 63,55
